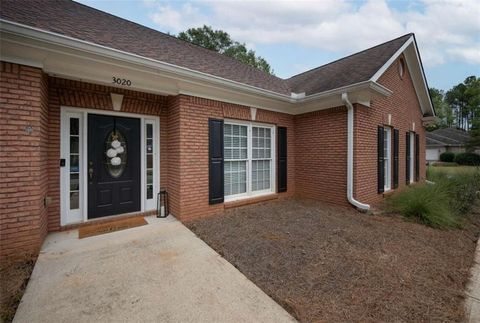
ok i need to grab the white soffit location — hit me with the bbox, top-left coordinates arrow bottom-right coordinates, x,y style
1,19 -> 394,116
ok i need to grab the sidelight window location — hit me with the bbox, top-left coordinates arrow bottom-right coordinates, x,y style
69,118 -> 80,210
145,122 -> 154,200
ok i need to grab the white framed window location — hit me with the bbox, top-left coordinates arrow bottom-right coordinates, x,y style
224,123 -> 248,197
224,120 -> 275,201
384,127 -> 392,191
410,132 -> 415,183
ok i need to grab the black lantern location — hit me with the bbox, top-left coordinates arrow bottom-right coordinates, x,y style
157,189 -> 169,218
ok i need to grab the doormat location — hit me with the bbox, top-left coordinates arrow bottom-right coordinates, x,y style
78,217 -> 148,239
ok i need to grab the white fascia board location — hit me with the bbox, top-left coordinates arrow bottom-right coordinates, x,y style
371,36 -> 414,82
369,35 -> 435,117
0,19 -> 295,102
0,19 -> 394,115
409,40 -> 435,116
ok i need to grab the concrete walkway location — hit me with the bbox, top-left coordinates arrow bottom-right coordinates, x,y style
466,241 -> 480,322
14,216 -> 295,323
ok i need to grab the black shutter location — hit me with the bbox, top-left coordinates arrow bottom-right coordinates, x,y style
277,127 -> 287,193
415,133 -> 420,182
209,119 -> 224,204
393,129 -> 399,189
406,132 -> 410,185
378,126 -> 384,194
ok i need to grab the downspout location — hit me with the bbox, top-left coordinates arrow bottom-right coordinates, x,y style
342,92 -> 370,211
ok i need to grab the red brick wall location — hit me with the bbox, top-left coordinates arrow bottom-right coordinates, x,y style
173,95 -> 296,221
354,56 -> 426,205
47,77 -> 169,231
0,62 -> 49,258
0,58 -> 427,258
7,73 -> 295,231
166,96 -> 181,218
294,107 -> 349,206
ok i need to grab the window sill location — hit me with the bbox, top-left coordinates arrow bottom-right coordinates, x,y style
224,193 -> 278,209
382,189 -> 395,197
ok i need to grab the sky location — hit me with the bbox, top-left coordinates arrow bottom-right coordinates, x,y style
76,0 -> 480,92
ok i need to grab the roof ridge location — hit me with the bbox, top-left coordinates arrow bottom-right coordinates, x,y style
286,33 -> 414,80
70,0 -> 285,82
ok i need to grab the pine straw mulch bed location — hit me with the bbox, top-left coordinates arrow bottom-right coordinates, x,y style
0,255 -> 36,323
186,198 -> 480,322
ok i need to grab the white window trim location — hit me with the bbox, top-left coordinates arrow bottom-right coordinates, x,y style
60,106 -> 160,226
384,127 -> 392,191
60,111 -> 84,226
224,119 -> 276,202
145,119 -> 159,210
410,132 -> 415,183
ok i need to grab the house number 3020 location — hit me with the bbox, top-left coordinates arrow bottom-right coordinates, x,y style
112,77 -> 132,86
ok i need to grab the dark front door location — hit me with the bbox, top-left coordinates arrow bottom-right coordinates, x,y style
88,114 -> 141,219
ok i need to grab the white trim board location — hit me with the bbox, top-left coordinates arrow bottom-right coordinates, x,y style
370,35 -> 435,117
223,119 -> 276,203
0,19 -> 433,117
60,106 -> 160,226
1,19 -> 392,115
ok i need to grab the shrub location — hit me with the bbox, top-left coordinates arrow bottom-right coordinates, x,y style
454,152 -> 480,166
430,161 -> 458,167
388,167 -> 480,229
386,183 -> 460,229
440,151 -> 455,162
443,171 -> 480,214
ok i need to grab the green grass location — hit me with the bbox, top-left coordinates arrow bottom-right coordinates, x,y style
428,165 -> 478,176
386,165 -> 480,229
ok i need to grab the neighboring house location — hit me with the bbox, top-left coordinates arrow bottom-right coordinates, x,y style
426,128 -> 477,162
0,0 -> 435,259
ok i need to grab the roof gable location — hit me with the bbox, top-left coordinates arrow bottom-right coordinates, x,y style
286,34 -> 412,95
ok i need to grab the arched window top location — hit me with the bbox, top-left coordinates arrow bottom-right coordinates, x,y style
399,58 -> 406,79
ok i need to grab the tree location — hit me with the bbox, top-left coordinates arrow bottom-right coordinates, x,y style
429,88 -> 453,130
464,76 -> 480,150
445,76 -> 480,131
178,25 -> 273,74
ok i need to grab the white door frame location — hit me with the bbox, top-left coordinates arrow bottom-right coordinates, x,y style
60,106 -> 160,226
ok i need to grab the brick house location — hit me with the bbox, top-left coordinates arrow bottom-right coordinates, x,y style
0,0 -> 435,259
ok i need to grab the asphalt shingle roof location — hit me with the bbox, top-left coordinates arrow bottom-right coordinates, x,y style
286,34 -> 412,95
0,0 -> 413,97
426,128 -> 471,147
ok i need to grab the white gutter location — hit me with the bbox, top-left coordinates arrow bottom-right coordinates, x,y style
342,92 -> 370,211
